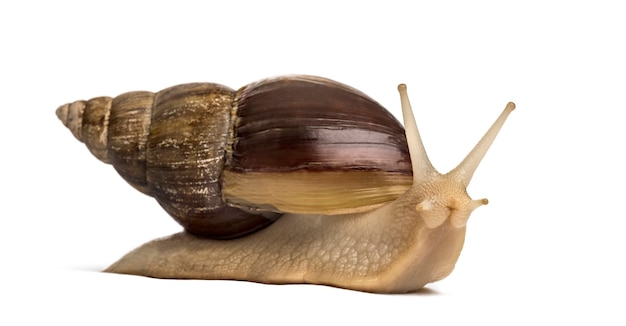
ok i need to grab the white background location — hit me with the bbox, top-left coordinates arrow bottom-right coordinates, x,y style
2,1 -> 624,324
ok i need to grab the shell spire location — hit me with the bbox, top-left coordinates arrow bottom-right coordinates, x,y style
56,97 -> 113,163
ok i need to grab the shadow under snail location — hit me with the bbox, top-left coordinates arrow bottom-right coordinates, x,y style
56,75 -> 515,293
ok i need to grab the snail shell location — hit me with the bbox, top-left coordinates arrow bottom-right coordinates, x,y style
56,76 -> 413,239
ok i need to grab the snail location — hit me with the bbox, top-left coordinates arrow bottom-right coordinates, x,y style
56,75 -> 515,293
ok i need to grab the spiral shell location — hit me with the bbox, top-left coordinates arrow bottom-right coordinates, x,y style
56,75 -> 413,238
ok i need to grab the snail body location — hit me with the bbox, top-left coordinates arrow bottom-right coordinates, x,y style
57,75 -> 515,293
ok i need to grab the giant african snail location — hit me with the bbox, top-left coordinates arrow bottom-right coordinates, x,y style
56,75 -> 515,293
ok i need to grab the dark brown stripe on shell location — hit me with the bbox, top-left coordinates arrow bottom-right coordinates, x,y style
230,76 -> 411,174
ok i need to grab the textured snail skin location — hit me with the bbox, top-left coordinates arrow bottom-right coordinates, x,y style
57,76 -> 515,293
104,184 -> 468,293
